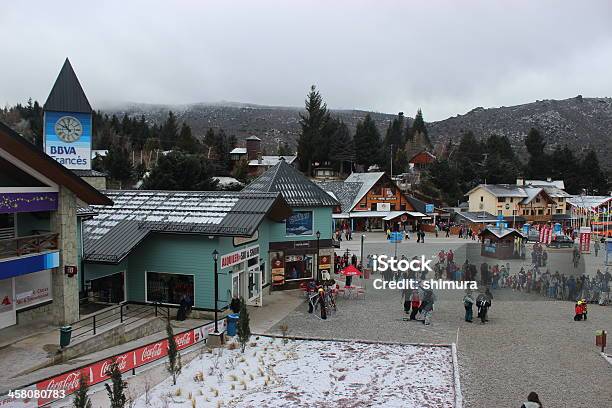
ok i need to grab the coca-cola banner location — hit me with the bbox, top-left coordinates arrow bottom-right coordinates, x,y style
579,227 -> 591,253
29,319 -> 222,406
134,339 -> 168,367
89,350 -> 136,384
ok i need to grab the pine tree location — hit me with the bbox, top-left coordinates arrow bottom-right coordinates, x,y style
237,297 -> 251,353
142,151 -> 219,191
524,128 -> 553,179
177,123 -> 199,153
104,143 -> 133,187
231,157 -> 249,183
298,85 -> 330,175
329,120 -> 356,174
73,372 -> 92,408
277,141 -> 293,156
354,114 -> 382,170
160,111 -> 179,150
166,319 -> 182,386
104,359 -> 127,408
579,150 -> 609,194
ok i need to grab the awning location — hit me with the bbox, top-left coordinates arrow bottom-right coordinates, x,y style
332,213 -> 350,219
348,210 -> 428,220
383,211 -> 410,221
407,211 -> 427,217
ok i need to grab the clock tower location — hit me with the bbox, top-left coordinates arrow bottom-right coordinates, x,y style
43,58 -> 93,170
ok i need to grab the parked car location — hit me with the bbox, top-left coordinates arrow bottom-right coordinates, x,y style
547,235 -> 574,248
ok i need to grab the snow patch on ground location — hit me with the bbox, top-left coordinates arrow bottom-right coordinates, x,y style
134,336 -> 455,407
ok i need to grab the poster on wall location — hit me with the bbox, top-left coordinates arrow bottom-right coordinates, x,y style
44,111 -> 92,170
579,227 -> 591,253
14,269 -> 52,310
376,203 -> 391,212
286,211 -> 313,236
270,251 -> 285,286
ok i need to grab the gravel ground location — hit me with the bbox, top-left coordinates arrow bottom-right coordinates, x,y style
270,237 -> 612,407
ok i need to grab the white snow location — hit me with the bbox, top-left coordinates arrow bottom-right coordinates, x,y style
134,337 -> 455,408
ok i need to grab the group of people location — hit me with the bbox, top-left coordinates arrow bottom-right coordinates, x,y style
335,221 -> 353,241
462,288 -> 493,324
400,285 -> 435,325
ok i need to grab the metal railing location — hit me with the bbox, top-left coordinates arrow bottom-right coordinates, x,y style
0,232 -> 59,259
71,302 -> 171,340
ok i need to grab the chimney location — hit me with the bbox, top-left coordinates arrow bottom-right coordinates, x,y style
516,178 -> 524,186
246,136 -> 261,161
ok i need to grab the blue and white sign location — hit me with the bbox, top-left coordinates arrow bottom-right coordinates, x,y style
389,231 -> 403,243
44,111 -> 92,170
425,204 -> 434,213
286,211 -> 313,236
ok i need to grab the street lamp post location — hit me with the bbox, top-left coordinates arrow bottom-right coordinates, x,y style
360,234 -> 365,271
212,249 -> 219,333
316,230 -> 321,281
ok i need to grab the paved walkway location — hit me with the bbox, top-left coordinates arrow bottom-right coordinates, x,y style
268,237 -> 612,407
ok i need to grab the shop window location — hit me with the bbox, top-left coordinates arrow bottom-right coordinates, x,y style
359,203 -> 366,208
537,209 -> 544,215
480,196 -> 484,202
90,272 -> 125,303
284,254 -> 314,281
372,186 -> 382,195
370,204 -> 376,211
146,272 -> 194,305
556,209 -> 563,214
497,197 -> 505,203
0,213 -> 15,239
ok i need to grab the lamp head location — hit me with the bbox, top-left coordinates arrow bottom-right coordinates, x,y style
316,230 -> 321,239
212,249 -> 219,260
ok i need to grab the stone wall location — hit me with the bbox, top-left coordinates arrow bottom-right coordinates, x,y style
50,186 -> 80,325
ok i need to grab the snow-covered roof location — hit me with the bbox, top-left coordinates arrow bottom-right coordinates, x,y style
248,156 -> 297,166
480,227 -> 524,239
213,176 -> 244,186
343,172 -> 386,211
567,195 -> 612,210
524,179 -> 565,189
230,147 -> 247,155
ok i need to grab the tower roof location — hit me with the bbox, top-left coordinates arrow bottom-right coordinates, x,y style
244,160 -> 339,207
43,58 -> 92,113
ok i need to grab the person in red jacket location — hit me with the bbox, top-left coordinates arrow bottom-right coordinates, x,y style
574,300 -> 584,321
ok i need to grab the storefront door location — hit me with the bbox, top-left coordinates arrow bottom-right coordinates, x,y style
246,265 -> 262,306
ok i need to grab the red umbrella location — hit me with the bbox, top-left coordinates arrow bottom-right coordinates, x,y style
340,265 -> 362,276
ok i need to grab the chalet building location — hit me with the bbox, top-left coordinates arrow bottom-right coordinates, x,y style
229,136 -> 297,176
0,121 -> 112,330
479,227 -> 526,259
82,191 -> 291,309
244,160 -> 338,288
466,179 -> 570,225
319,172 -> 426,231
408,151 -> 436,170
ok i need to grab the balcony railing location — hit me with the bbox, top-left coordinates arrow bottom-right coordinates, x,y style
0,232 -> 59,260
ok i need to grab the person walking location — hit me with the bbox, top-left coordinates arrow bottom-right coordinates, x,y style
409,289 -> 421,320
520,391 -> 543,408
463,289 -> 474,322
476,290 -> 491,324
594,239 -> 600,257
419,289 -> 435,325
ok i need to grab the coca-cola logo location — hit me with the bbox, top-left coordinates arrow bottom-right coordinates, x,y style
175,332 -> 192,348
100,354 -> 129,378
44,371 -> 81,392
140,342 -> 164,362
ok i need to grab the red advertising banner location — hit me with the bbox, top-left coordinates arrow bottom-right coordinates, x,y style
25,319 -> 223,407
539,226 -> 545,243
579,227 -> 591,253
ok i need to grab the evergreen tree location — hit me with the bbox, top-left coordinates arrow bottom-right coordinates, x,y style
551,145 -> 581,194
524,128 -> 553,178
383,113 -> 405,172
277,141 -> 293,156
393,147 -> 409,174
454,131 -> 485,191
422,159 -> 463,205
408,109 -> 428,140
298,85 -> 330,175
354,114 -> 382,170
160,111 -> 179,150
231,157 -> 249,183
73,372 -> 92,408
579,150 -> 609,194
142,151 -> 218,191
104,359 -> 127,408
177,123 -> 199,153
104,144 -> 133,187
329,121 -> 356,174
237,297 -> 251,353
166,319 -> 182,386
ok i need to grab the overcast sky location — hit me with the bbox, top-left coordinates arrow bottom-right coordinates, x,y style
2,1 -> 612,121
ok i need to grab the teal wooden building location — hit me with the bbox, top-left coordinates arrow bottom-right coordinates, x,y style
244,160 -> 339,288
82,191 -> 291,309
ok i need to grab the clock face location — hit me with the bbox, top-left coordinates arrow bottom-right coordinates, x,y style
54,116 -> 83,142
